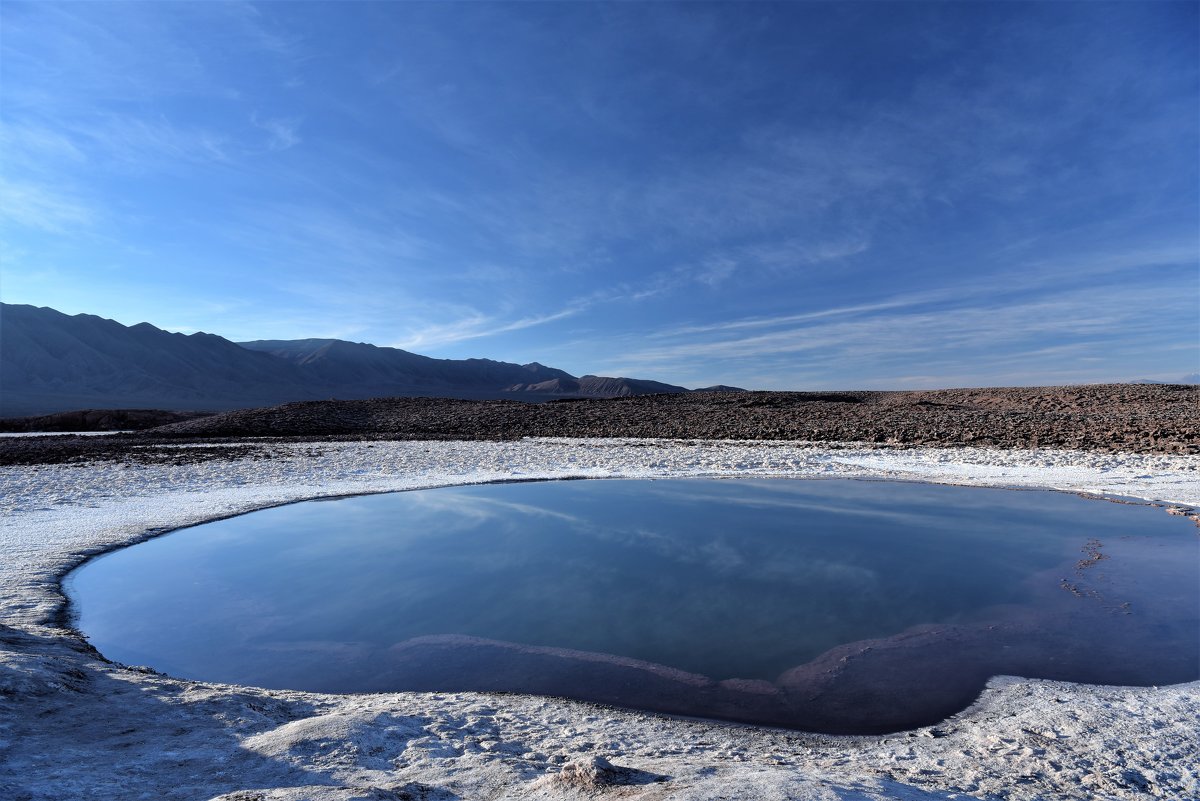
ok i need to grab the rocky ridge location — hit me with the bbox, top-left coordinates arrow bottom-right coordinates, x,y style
145,383 -> 1200,452
1,383 -> 1194,466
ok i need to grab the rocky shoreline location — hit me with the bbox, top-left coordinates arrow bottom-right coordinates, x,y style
2,384 -> 1196,466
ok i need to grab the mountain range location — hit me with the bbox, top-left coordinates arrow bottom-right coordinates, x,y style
0,304 -> 735,417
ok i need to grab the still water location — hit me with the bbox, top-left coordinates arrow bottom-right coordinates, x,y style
68,479 -> 1199,733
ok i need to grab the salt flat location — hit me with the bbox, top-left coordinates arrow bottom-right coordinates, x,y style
1,438 -> 1197,800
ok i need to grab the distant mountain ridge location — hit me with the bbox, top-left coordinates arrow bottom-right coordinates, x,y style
237,337 -> 576,394
0,304 -> 700,416
503,375 -> 691,398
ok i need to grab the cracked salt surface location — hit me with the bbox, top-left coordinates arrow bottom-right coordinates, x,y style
1,438 -> 1197,800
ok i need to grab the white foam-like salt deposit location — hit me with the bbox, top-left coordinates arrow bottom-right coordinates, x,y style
1,438 -> 1197,800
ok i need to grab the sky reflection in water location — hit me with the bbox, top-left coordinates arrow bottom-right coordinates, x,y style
69,479 -> 1199,732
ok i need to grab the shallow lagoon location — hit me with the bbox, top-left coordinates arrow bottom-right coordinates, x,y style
69,479 -> 1199,733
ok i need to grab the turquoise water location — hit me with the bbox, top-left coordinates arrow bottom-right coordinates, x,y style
68,479 -> 1200,733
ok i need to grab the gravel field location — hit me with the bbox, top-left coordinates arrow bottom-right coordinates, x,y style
2,384 -> 1196,467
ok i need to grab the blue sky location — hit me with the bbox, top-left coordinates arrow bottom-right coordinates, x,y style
2,1 -> 1196,389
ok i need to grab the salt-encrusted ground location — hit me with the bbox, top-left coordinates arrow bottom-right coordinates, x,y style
1,438 -> 1197,800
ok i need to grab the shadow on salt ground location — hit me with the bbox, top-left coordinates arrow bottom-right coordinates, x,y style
208,784 -> 459,800
829,781 -> 957,801
526,758 -> 958,800
0,624 -> 444,801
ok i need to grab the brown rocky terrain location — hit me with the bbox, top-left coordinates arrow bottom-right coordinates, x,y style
0,408 -> 214,433
1,383 -> 1195,466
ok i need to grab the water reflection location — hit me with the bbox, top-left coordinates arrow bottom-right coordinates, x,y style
69,479 -> 1199,733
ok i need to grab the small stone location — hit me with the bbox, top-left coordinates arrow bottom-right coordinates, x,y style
554,755 -> 633,789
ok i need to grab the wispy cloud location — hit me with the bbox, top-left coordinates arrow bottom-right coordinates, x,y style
83,115 -> 231,166
649,297 -> 935,339
252,114 -> 302,151
390,306 -> 584,351
579,271 -> 1198,388
0,178 -> 97,233
404,493 -> 583,526
682,236 -> 873,288
0,123 -> 88,171
228,201 -> 433,271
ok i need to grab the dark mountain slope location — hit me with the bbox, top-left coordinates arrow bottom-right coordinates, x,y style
0,304 -> 696,416
0,304 -> 314,415
502,375 -> 688,397
239,338 -> 574,395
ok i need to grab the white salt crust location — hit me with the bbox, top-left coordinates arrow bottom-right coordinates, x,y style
1,438 -> 1197,800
